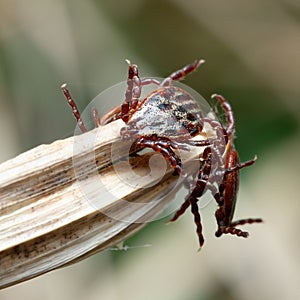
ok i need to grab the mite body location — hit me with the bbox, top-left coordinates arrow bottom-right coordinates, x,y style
61,60 -> 262,248
123,86 -> 204,140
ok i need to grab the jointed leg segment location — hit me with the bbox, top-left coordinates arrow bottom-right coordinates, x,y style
61,83 -> 87,133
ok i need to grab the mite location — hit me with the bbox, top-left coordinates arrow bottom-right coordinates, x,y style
61,60 -> 262,248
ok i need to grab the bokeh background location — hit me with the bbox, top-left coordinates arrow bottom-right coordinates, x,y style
0,0 -> 299,299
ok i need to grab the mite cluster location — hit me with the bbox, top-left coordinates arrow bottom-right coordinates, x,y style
61,59 -> 262,248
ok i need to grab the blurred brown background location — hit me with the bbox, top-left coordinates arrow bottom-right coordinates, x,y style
0,0 -> 299,299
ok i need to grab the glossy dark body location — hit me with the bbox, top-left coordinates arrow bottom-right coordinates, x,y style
221,149 -> 240,226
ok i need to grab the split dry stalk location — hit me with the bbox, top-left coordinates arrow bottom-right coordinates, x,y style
0,119 -> 206,289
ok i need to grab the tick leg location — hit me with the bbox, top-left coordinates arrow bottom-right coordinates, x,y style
124,60 -> 139,103
135,136 -> 184,175
225,155 -> 257,174
211,94 -> 235,139
190,198 -> 205,248
215,216 -> 262,238
186,139 -> 212,147
92,108 -> 100,127
121,61 -> 141,122
170,166 -> 219,222
215,226 -> 249,238
171,146 -> 211,223
201,117 -> 228,156
100,104 -> 123,125
230,218 -> 263,227
61,83 -> 87,133
161,59 -> 205,86
169,195 -> 205,249
141,78 -> 161,86
168,198 -> 191,222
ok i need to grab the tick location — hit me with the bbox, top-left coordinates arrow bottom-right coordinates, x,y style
61,59 -> 262,248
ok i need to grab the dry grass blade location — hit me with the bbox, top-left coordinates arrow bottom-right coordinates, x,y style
0,119 -> 206,289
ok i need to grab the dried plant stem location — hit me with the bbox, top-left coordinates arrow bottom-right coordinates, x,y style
0,119 -> 205,289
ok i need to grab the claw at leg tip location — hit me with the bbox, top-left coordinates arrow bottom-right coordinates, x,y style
211,93 -> 219,99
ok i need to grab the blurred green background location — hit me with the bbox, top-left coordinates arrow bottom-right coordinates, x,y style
0,0 -> 299,299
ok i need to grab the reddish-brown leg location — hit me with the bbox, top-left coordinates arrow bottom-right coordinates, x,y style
121,61 -> 140,123
231,218 -> 263,227
215,226 -> 249,238
225,155 -> 257,175
215,217 -> 263,238
170,194 -> 206,248
121,62 -> 161,122
92,108 -> 100,127
211,94 -> 235,138
190,199 -> 204,248
161,59 -> 205,86
140,78 -> 161,86
169,165 -> 218,223
61,83 -> 87,133
214,150 -> 262,238
169,146 -> 220,248
200,117 -> 228,164
169,198 -> 191,222
135,136 -> 184,175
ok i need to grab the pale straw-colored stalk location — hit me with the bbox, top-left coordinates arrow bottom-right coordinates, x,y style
0,119 -> 207,289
